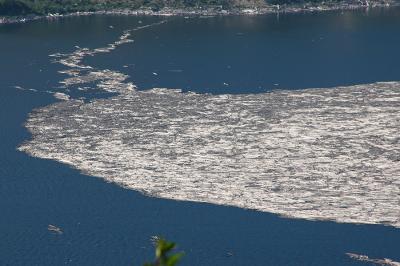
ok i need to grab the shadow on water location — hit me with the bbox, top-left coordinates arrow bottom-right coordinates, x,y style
1,9 -> 400,265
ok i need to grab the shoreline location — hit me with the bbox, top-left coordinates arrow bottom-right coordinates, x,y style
1,1 -> 398,25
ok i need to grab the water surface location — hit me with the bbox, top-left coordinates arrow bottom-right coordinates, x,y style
1,8 -> 400,265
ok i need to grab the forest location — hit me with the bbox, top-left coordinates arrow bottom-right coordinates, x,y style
0,0 -> 343,16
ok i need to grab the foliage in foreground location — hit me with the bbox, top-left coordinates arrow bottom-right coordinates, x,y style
143,237 -> 184,266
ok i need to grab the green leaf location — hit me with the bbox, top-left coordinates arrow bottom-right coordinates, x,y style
144,237 -> 183,266
166,253 -> 184,266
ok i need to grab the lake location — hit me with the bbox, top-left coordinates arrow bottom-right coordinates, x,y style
1,7 -> 400,266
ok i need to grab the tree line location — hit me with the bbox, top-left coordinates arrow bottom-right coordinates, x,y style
0,0 -> 338,16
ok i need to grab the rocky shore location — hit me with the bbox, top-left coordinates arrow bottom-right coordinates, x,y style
0,0 -> 398,25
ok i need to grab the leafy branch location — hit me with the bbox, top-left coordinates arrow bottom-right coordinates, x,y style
143,237 -> 184,266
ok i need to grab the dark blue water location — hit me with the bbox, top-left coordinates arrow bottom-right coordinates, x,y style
1,8 -> 400,266
86,8 -> 400,94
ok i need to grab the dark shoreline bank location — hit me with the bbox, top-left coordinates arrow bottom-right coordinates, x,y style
1,1 -> 398,25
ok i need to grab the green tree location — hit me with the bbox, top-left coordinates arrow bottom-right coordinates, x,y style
143,237 -> 184,266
